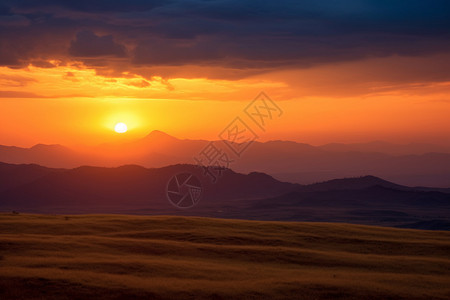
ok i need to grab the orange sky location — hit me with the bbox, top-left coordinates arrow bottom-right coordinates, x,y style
0,54 -> 449,148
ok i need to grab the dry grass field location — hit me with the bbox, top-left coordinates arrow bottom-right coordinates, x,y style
0,213 -> 449,299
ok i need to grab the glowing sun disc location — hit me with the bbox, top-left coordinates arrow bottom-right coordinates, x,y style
114,122 -> 128,133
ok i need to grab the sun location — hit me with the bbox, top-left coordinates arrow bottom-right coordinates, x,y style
114,122 -> 128,133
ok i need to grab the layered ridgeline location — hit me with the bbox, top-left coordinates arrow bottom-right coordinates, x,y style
1,162 -> 449,230
1,131 -> 450,187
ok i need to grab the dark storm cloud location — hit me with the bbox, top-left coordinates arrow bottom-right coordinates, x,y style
8,0 -> 167,13
69,31 -> 126,57
0,0 -> 449,76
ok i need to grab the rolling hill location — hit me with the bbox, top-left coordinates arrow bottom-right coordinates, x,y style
0,214 -> 449,299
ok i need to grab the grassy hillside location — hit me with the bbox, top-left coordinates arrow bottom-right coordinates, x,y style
0,214 -> 449,299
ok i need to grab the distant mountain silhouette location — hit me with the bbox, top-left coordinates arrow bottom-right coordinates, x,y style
246,185 -> 450,230
0,162 -> 449,230
1,131 -> 449,187
396,220 -> 450,231
0,162 -> 63,192
319,141 -> 450,155
300,175 -> 405,192
255,185 -> 450,209
117,130 -> 185,152
0,162 -> 296,211
0,144 -> 84,168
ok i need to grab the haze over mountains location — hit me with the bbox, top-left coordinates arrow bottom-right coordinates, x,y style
1,130 -> 449,187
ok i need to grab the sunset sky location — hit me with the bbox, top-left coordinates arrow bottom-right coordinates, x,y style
1,0 -> 449,148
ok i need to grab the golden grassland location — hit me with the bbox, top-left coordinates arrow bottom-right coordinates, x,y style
0,213 -> 449,299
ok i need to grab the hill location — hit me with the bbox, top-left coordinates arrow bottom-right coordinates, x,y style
1,131 -> 450,187
0,162 -> 297,212
0,162 -> 449,229
0,214 -> 449,300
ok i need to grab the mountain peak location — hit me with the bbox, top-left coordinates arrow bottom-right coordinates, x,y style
145,130 -> 178,140
30,144 -> 68,151
303,175 -> 404,192
135,130 -> 180,146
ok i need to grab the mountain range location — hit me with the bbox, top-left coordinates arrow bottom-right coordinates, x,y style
1,131 -> 449,187
1,162 -> 449,230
